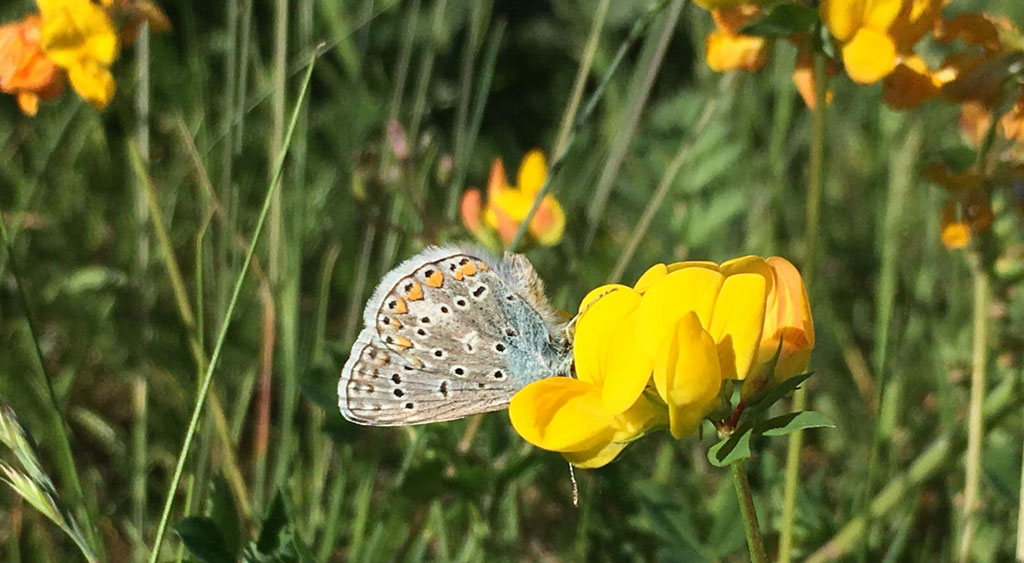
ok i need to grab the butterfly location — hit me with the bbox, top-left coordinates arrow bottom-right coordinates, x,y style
338,245 -> 573,426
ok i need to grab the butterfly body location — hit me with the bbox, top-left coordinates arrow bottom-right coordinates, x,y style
338,245 -> 571,426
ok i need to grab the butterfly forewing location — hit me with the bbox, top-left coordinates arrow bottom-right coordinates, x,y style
338,247 -> 570,426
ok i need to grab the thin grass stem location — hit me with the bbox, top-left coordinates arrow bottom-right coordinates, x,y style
0,213 -> 104,560
507,0 -> 671,252
147,50 -> 319,563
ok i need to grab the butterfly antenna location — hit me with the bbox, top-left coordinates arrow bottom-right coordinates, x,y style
568,463 -> 579,508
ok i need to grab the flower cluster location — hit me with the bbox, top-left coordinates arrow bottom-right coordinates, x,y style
460,150 -> 566,250
0,0 -> 169,115
696,1 -> 1024,250
509,255 -> 814,468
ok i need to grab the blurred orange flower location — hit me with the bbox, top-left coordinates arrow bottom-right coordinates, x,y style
460,150 -> 565,249
705,6 -> 769,73
0,16 -> 64,115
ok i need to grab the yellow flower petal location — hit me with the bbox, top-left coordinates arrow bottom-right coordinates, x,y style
39,0 -> 118,68
573,286 -> 641,386
708,272 -> 767,380
601,308 -> 655,413
742,257 -> 815,398
517,149 -> 547,197
667,260 -> 719,272
841,27 -> 897,84
563,440 -> 626,469
636,266 -> 725,359
509,378 -> 615,453
633,263 -> 667,294
653,312 -> 722,438
862,0 -> 901,32
820,0 -> 865,42
705,29 -> 768,73
66,60 -> 114,109
529,194 -> 565,246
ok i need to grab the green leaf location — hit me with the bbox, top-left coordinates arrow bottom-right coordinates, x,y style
248,494 -> 289,562
244,492 -> 316,563
175,517 -> 236,563
707,428 -> 752,467
744,372 -> 814,416
740,3 -> 819,37
208,476 -> 240,556
755,411 -> 835,437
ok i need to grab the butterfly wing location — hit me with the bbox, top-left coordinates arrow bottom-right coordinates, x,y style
338,246 -> 570,426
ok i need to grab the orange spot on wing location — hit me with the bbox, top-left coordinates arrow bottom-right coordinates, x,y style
406,281 -> 424,301
462,263 -> 478,277
393,297 -> 408,314
454,269 -> 464,281
425,270 -> 444,288
477,261 -> 489,271
390,336 -> 412,350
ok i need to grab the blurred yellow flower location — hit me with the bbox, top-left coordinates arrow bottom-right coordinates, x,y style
510,255 -> 813,467
925,164 -> 993,249
36,0 -> 119,110
460,150 -> 565,249
820,0 -> 943,86
704,6 -> 769,73
0,16 -> 64,115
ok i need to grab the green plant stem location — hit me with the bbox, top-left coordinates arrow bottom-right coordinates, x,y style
1016,409 -> 1024,560
807,370 -> 1021,563
731,460 -> 768,563
147,50 -> 318,563
507,0 -> 671,252
959,252 -> 989,562
779,50 -> 827,563
0,214 -> 104,561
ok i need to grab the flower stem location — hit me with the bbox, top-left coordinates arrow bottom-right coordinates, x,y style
779,49 -> 828,562
959,252 -> 989,562
731,459 -> 768,563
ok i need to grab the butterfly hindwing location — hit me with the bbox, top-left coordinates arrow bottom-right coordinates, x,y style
338,246 -> 571,426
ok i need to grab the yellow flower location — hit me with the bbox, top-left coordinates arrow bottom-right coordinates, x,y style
924,164 -> 993,249
820,0 -> 943,85
460,150 -> 565,249
510,256 -> 814,467
704,6 -> 769,73
37,0 -> 119,110
0,16 -> 64,115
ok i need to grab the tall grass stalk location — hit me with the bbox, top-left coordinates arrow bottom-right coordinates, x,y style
445,15 -> 503,222
778,51 -> 827,562
0,212 -> 104,560
507,0 -> 672,252
148,51 -> 319,563
554,0 -> 608,155
958,253 -> 989,562
609,91 -> 720,282
582,0 -> 685,249
132,21 -> 152,563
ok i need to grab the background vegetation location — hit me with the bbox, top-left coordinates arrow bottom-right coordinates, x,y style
2,0 -> 1024,561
